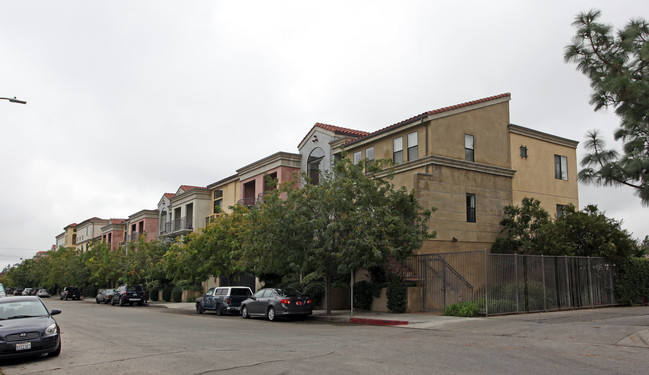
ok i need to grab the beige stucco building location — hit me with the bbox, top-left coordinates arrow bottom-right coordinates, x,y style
335,93 -> 579,254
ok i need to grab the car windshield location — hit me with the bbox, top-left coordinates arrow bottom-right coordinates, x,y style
276,288 -> 303,297
0,300 -> 48,320
231,288 -> 252,297
127,286 -> 142,291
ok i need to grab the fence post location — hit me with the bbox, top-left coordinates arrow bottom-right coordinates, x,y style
541,255 -> 547,311
484,249 -> 489,316
515,253 -> 519,313
587,257 -> 593,307
565,256 -> 572,309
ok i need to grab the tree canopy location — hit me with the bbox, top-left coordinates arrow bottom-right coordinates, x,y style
492,198 -> 641,262
564,9 -> 649,205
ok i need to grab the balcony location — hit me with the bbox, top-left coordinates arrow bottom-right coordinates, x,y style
160,217 -> 194,236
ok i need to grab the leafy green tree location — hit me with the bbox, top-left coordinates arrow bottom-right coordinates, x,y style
162,206 -> 249,286
491,198 -> 552,255
564,10 -> 649,205
493,199 -> 640,262
244,157 -> 435,314
548,204 -> 641,262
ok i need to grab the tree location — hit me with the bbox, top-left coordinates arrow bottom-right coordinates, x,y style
564,10 -> 649,205
244,157 -> 435,314
491,198 -> 552,255
162,206 -> 250,286
492,198 -> 640,262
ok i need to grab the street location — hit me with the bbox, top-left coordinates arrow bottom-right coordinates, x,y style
1,298 -> 648,374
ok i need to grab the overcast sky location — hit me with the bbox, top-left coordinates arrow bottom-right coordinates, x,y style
1,1 -> 647,270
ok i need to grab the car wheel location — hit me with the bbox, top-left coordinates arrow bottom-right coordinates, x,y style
96,298 -> 100,304
241,305 -> 250,319
49,337 -> 61,357
267,306 -> 276,321
111,297 -> 116,305
215,304 -> 222,316
196,303 -> 204,314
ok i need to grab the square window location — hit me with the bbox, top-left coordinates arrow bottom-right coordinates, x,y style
353,151 -> 362,165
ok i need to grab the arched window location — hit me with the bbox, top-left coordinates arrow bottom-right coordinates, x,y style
308,147 -> 325,185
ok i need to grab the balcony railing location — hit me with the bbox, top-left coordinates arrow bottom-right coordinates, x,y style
159,216 -> 194,236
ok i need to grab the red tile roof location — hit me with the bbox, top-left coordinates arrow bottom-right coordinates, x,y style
108,219 -> 126,225
299,123 -> 369,148
345,93 -> 511,146
163,193 -> 175,199
179,185 -> 206,192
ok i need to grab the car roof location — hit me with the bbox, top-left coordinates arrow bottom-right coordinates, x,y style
0,295 -> 42,304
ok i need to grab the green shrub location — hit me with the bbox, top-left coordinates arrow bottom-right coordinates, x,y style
301,272 -> 325,308
444,301 -> 479,317
171,286 -> 183,302
162,285 -> 174,302
386,279 -> 408,313
353,280 -> 376,310
148,287 -> 159,302
615,258 -> 649,306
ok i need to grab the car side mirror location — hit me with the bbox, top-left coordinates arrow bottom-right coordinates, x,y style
51,309 -> 61,316
251,296 -> 257,301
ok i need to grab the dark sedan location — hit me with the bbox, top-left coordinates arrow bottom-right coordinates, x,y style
95,289 -> 115,304
240,287 -> 312,321
0,296 -> 61,359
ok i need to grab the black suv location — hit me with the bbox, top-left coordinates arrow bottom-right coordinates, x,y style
60,286 -> 81,300
111,284 -> 147,306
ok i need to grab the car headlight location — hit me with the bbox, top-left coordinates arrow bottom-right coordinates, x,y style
44,323 -> 58,336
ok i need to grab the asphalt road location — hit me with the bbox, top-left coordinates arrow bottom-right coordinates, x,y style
1,298 -> 648,374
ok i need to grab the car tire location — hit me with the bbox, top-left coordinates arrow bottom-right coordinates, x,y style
267,306 -> 276,321
241,305 -> 250,319
49,338 -> 61,357
215,304 -> 222,316
96,298 -> 100,304
196,302 -> 204,314
111,298 -> 116,306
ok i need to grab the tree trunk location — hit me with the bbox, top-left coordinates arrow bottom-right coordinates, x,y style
325,272 -> 332,315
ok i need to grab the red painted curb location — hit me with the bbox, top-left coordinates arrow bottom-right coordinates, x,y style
349,317 -> 409,326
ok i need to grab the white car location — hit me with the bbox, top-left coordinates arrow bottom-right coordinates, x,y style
0,283 -> 5,298
36,289 -> 50,298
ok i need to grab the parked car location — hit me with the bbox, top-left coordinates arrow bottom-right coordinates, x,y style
240,287 -> 312,321
13,288 -> 23,296
59,286 -> 80,300
111,285 -> 146,306
195,286 -> 253,315
95,289 -> 115,304
0,295 -> 61,359
36,289 -> 50,298
4,286 -> 13,296
0,283 -> 5,298
22,288 -> 33,296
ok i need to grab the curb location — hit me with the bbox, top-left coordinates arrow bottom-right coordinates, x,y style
349,317 -> 408,326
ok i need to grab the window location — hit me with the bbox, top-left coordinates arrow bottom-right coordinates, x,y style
554,155 -> 568,180
365,147 -> 374,166
213,189 -> 223,200
556,204 -> 568,218
393,137 -> 403,164
353,151 -> 362,165
407,132 -> 418,161
213,199 -> 222,214
308,147 -> 325,185
466,193 -> 476,223
465,134 -> 474,162
520,145 -> 528,159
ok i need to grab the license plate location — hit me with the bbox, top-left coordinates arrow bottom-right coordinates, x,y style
16,342 -> 31,351
131,298 -> 141,301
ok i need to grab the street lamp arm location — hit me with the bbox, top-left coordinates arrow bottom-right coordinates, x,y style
0,96 -> 27,104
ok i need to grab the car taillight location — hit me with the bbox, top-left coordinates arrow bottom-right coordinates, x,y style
225,297 -> 231,305
280,299 -> 291,304
306,299 -> 312,304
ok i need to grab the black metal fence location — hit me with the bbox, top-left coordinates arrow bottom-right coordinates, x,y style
406,250 -> 616,315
